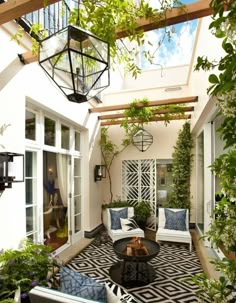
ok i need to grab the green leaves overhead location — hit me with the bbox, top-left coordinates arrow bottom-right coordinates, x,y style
68,0 -> 185,77
193,1 -> 236,301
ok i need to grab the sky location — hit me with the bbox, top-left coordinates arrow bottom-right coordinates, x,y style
141,0 -> 199,69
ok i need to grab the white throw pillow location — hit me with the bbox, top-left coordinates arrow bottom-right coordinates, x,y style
120,217 -> 139,232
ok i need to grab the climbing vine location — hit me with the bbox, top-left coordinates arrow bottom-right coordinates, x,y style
100,97 -> 188,202
193,0 -> 236,301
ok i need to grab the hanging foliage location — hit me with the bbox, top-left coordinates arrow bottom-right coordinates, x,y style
193,0 -> 236,302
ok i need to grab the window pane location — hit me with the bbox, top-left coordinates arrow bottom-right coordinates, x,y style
25,110 -> 36,140
44,117 -> 55,146
75,132 -> 80,151
74,178 -> 81,196
74,214 -> 81,233
26,179 -> 33,205
26,206 -> 35,233
25,151 -> 36,205
74,158 -> 81,177
196,132 -> 204,233
74,196 -> 81,214
26,151 -> 33,177
61,125 -> 69,149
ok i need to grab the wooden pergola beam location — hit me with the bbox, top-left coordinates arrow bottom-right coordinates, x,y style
98,106 -> 194,120
117,0 -> 212,39
90,96 -> 198,113
101,114 -> 191,126
14,0 -> 216,64
0,0 -> 61,25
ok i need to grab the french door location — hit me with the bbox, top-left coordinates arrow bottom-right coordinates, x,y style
70,156 -> 83,243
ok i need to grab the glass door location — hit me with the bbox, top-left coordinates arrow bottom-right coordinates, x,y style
196,132 -> 204,234
71,157 -> 83,243
43,151 -> 69,250
156,160 -> 173,209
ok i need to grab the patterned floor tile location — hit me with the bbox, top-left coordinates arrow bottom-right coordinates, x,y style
63,231 -> 207,303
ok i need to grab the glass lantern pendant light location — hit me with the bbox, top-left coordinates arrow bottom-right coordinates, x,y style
39,25 -> 110,103
132,128 -> 153,152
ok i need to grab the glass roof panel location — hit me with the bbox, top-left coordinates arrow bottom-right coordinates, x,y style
140,0 -> 199,70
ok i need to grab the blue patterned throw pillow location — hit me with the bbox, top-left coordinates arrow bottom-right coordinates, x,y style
164,209 -> 187,231
109,208 -> 128,230
60,266 -> 107,302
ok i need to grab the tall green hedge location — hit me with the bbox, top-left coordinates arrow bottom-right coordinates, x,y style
168,121 -> 193,210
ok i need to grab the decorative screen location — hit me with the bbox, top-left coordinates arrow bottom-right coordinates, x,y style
122,159 -> 156,230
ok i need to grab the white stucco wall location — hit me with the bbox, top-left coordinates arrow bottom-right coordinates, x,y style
0,22 -> 103,249
101,120 -> 185,203
100,15 -> 224,223
0,12 -> 225,249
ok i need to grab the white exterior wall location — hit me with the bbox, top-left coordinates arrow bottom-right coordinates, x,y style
0,22 -> 103,249
101,120 -> 184,203
0,13 -> 225,249
101,15 -> 224,223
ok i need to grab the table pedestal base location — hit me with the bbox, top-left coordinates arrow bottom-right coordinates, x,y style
109,260 -> 155,289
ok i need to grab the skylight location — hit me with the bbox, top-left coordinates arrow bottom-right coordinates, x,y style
140,0 -> 199,70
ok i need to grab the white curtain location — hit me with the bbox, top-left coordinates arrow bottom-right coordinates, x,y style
56,154 -> 68,206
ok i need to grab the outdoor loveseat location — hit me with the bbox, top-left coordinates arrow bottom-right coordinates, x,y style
29,266 -> 140,303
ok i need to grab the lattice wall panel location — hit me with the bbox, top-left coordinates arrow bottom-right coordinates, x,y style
122,159 -> 156,231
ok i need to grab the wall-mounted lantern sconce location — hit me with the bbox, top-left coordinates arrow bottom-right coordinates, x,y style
0,152 -> 24,192
94,165 -> 106,182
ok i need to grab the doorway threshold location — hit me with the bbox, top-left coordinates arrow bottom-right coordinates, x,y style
58,238 -> 94,264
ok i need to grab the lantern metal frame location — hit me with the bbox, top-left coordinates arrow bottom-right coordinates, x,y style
94,165 -> 106,182
39,25 -> 110,103
132,128 -> 153,152
0,152 -> 24,192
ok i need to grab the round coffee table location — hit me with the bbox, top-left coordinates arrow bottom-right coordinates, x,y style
109,237 -> 160,288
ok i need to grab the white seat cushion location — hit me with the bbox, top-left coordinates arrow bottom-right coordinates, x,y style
108,228 -> 144,242
156,208 -> 192,251
102,207 -> 144,242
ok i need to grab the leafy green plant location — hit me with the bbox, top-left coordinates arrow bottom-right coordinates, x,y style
193,273 -> 235,303
100,127 -> 130,203
134,201 -> 151,229
12,1 -> 187,78
100,97 -> 187,203
68,0 -> 185,78
192,0 -> 236,301
102,198 -> 130,209
0,239 -> 60,302
168,121 -> 193,209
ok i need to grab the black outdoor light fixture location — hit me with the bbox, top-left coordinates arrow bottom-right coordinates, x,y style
39,25 -> 110,103
0,152 -> 24,192
94,165 -> 106,182
132,128 -> 153,152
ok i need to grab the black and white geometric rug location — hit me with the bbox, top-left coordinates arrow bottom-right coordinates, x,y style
66,231 -> 205,303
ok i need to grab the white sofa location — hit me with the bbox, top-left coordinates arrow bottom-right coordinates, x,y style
29,287 -> 95,303
103,207 -> 144,242
29,282 -> 140,303
156,208 -> 192,252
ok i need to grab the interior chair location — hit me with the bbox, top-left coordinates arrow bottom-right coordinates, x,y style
43,207 -> 53,239
103,207 -> 144,242
156,208 -> 192,251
